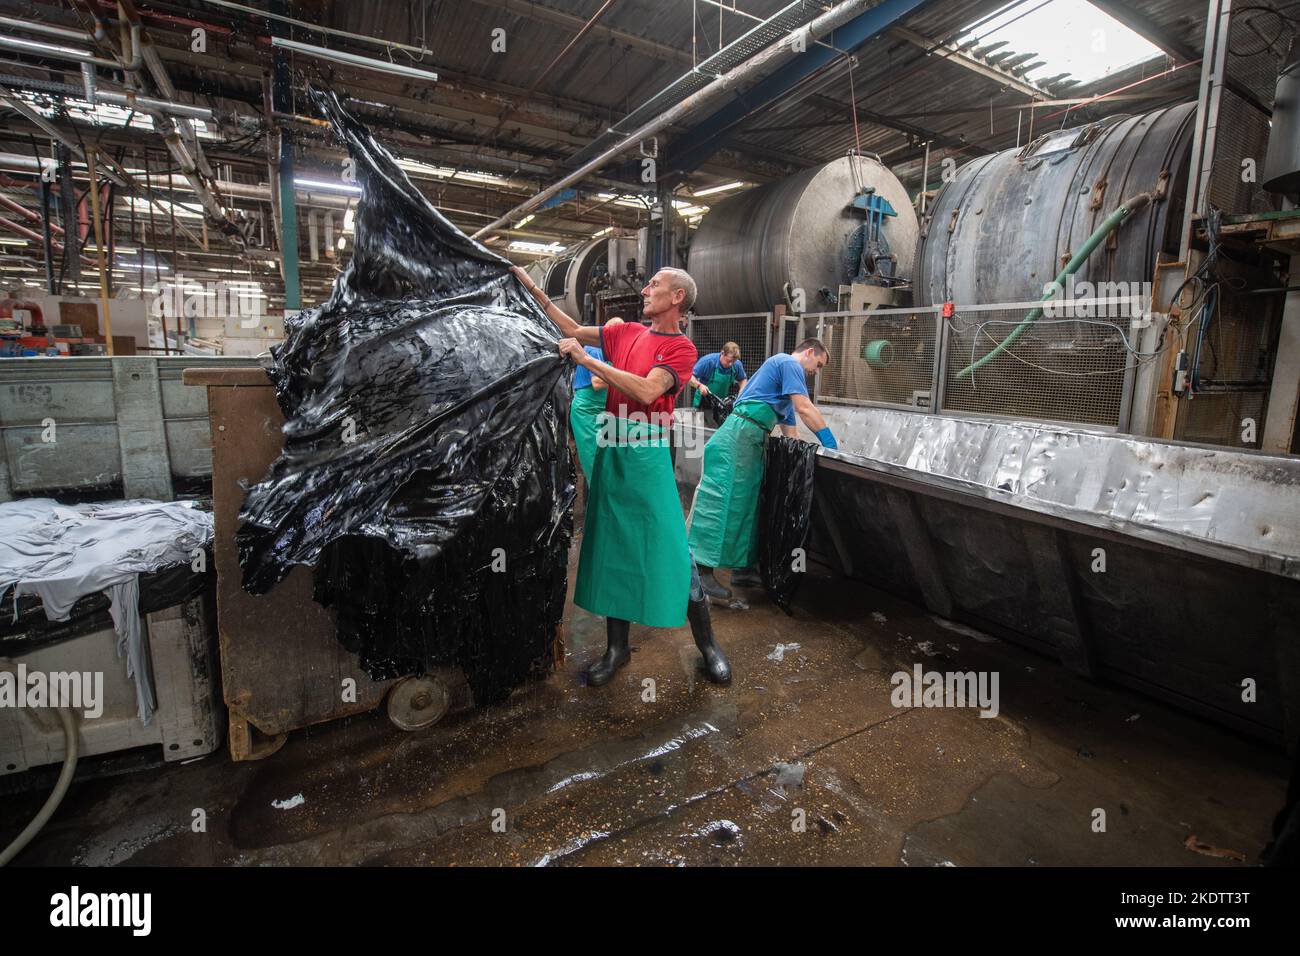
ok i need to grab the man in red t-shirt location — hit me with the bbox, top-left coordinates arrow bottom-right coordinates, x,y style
513,265 -> 731,688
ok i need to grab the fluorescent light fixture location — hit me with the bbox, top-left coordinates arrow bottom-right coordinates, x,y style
508,240 -> 565,255
691,181 -> 746,197
591,226 -> 613,238
336,235 -> 346,251
396,158 -> 508,186
0,237 -> 28,246
126,197 -> 203,219
343,209 -> 355,233
515,214 -> 535,228
271,36 -> 439,83
295,177 -> 362,194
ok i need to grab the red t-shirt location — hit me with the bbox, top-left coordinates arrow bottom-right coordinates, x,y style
599,322 -> 697,428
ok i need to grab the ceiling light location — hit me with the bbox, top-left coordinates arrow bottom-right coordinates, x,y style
691,181 -> 746,197
295,177 -> 362,194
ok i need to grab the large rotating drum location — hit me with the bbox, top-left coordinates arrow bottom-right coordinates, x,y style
914,103 -> 1197,305
690,155 -> 919,315
528,237 -> 608,322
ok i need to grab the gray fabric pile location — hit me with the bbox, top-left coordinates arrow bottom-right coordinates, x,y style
0,499 -> 214,723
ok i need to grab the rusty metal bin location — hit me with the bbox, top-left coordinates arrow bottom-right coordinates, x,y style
183,367 -> 472,760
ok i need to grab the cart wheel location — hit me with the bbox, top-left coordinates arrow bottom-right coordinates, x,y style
386,674 -> 451,731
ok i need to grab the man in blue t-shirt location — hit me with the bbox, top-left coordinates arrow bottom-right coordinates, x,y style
687,338 -> 837,598
688,343 -> 747,426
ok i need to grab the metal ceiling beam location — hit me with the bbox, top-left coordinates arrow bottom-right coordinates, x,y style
888,25 -> 1053,99
470,0 -> 889,239
462,0 -> 695,66
1086,0 -> 1199,61
666,0 -> 934,175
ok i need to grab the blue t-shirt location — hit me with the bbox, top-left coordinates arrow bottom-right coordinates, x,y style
692,353 -> 746,390
573,346 -> 604,390
739,353 -> 809,426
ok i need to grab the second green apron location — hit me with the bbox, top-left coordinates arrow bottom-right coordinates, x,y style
569,384 -> 607,478
686,399 -> 779,569
574,413 -> 691,628
691,363 -> 738,408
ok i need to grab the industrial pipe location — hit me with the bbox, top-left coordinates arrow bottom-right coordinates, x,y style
80,62 -> 97,105
471,0 -> 880,240
954,191 -> 1155,380
0,215 -> 95,267
0,15 -> 96,44
0,85 -> 129,188
0,23 -> 141,72
112,1 -> 237,239
0,192 -> 67,236
0,73 -> 218,119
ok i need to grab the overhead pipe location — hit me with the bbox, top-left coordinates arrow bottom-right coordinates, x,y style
197,0 -> 437,59
0,215 -> 96,267
80,62 -> 97,104
0,192 -> 68,236
471,0 -> 879,239
0,73 -> 217,119
117,0 -> 242,245
135,27 -> 215,177
0,16 -> 96,44
0,86 -> 129,188
0,151 -> 206,250
121,0 -> 214,177
0,20 -> 141,72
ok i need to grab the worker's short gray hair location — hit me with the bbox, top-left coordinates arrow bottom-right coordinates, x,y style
659,267 -> 697,313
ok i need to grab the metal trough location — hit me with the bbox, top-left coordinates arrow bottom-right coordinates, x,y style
806,404 -> 1300,745
674,404 -> 1300,745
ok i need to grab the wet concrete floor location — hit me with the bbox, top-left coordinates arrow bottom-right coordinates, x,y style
1,525 -> 1289,867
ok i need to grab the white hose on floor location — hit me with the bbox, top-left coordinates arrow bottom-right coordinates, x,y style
0,706 -> 78,866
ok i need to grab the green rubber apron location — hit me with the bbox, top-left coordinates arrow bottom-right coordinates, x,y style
691,364 -> 737,407
686,399 -> 779,569
569,385 -> 607,478
574,413 -> 691,628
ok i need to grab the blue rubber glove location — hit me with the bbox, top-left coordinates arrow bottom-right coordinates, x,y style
816,427 -> 837,449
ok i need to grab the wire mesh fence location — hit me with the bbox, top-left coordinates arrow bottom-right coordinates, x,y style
803,295 -> 1150,429
941,297 -> 1144,428
685,312 -> 773,384
813,306 -> 942,410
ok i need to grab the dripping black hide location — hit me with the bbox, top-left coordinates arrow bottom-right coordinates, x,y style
236,89 -> 574,703
758,437 -> 819,615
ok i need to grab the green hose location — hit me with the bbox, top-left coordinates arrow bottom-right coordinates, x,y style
954,191 -> 1153,380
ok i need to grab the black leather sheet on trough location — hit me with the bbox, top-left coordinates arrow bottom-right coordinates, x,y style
236,90 -> 574,703
758,437 -> 818,614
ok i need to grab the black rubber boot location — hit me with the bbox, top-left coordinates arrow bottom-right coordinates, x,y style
687,596 -> 732,684
586,617 -> 631,687
697,565 -> 732,601
730,566 -> 762,589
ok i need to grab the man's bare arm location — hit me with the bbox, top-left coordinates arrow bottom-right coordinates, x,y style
560,339 -> 675,405
511,266 -> 601,346
791,393 -> 828,433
